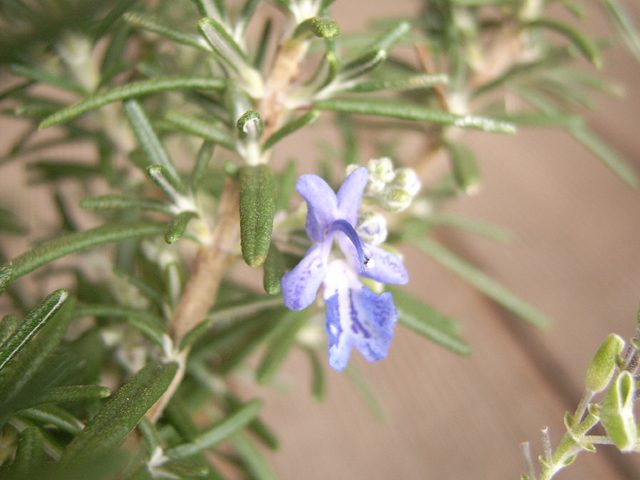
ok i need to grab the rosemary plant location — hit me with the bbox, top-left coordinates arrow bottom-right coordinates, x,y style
0,0 -> 638,478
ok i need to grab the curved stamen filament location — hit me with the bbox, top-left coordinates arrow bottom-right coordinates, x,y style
327,219 -> 370,270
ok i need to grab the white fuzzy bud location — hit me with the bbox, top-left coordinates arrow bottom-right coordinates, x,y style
356,211 -> 388,245
390,168 -> 421,196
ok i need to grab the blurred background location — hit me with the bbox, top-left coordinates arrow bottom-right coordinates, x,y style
2,0 -> 640,479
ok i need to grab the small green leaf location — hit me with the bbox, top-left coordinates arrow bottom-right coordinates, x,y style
0,266 -> 12,295
339,49 -> 387,81
61,360 -> 178,465
256,310 -> 307,384
314,98 -> 517,133
4,223 -> 165,284
360,20 -> 411,54
254,19 -> 273,70
224,394 -> 279,450
525,19 -> 602,68
137,417 -> 161,454
585,333 -> 625,393
165,111 -> 236,152
446,142 -> 482,195
180,296 -> 283,350
414,238 -> 551,329
34,385 -> 111,406
123,12 -> 213,52
238,165 -> 276,267
11,427 -> 45,477
165,399 -> 263,458
236,110 -> 264,141
293,17 -> 340,39
19,405 -> 84,435
0,314 -> 19,346
304,347 -> 325,401
159,459 -> 210,479
263,110 -> 320,151
231,432 -> 280,480
124,100 -> 182,188
190,141 -> 215,190
0,289 -> 68,372
600,371 -> 638,451
39,77 -> 224,129
80,195 -> 173,214
165,211 -> 199,244
390,287 -> 471,356
263,244 -> 286,295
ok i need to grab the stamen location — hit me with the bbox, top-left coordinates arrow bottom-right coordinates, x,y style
328,219 -> 370,270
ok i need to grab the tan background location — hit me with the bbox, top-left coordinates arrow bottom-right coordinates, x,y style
1,0 -> 640,479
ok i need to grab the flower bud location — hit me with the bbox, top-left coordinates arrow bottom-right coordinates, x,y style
600,371 -> 638,452
356,211 -> 388,245
585,333 -> 625,393
376,187 -> 412,212
390,168 -> 421,197
367,157 -> 395,185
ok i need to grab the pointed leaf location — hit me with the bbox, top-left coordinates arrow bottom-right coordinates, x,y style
601,0 -> 640,63
526,19 -> 602,68
9,64 -> 84,95
19,405 -> 85,435
80,195 -> 173,214
314,98 -> 517,133
61,360 -> 178,465
11,427 -> 45,477
34,385 -> 111,406
124,100 -> 182,188
39,77 -> 225,129
238,165 -> 276,267
230,432 -> 280,480
414,237 -> 551,329
263,243 -> 286,295
224,394 -> 279,450
165,399 -> 262,458
5,223 -> 165,284
0,314 -> 19,347
446,142 -> 482,195
345,73 -> 448,93
262,110 -> 320,151
164,111 -> 236,151
123,12 -> 213,52
0,289 -> 68,372
165,211 -> 199,244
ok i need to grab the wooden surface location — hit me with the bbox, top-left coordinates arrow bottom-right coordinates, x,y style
1,1 -> 640,479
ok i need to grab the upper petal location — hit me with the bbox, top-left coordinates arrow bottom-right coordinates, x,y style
336,167 -> 368,226
360,244 -> 409,285
281,245 -> 326,310
296,174 -> 338,242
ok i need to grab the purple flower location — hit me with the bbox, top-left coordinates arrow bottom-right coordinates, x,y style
281,167 -> 408,371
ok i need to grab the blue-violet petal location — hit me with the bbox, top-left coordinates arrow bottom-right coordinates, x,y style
281,245 -> 326,310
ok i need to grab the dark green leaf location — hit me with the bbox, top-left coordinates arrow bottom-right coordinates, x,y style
414,237 -> 551,328
4,223 -> 165,284
165,211 -> 199,244
314,98 -> 517,133
165,399 -> 263,458
39,77 -> 225,129
19,405 -> 85,435
0,290 -> 68,372
60,360 -> 178,465
262,243 -> 286,295
11,427 -> 45,477
389,287 -> 471,356
231,432 -> 280,480
137,417 -> 161,453
293,17 -> 340,39
0,314 -> 19,346
238,165 -> 276,267
446,142 -> 481,195
34,385 -> 111,405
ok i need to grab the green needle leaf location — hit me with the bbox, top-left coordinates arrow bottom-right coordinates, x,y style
389,287 -> 471,356
314,98 -> 517,133
304,347 -> 325,401
80,195 -> 173,214
525,19 -> 602,68
0,314 -> 19,346
262,243 -> 286,295
601,0 -> 640,63
34,385 -> 111,405
231,432 -> 281,480
165,399 -> 263,458
4,222 -> 165,285
10,64 -> 85,95
11,427 -> 45,477
345,73 -> 448,93
39,77 -> 225,129
293,17 -> 340,39
165,111 -> 236,152
123,12 -> 213,52
60,360 -> 178,465
262,110 -> 320,151
446,142 -> 482,195
238,165 -> 276,268
414,237 -> 551,329
165,211 -> 199,244
0,289 -> 68,372
20,405 -> 84,435
124,100 -> 182,188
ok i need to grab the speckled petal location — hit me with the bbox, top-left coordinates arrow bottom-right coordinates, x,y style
296,174 -> 338,242
281,245 -> 325,310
